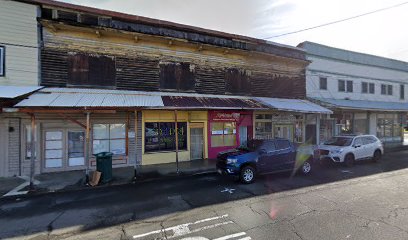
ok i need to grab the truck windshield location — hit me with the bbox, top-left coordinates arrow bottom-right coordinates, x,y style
323,137 -> 352,146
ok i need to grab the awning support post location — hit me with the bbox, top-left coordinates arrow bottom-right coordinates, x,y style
316,114 -> 321,145
175,110 -> 179,174
85,112 -> 91,184
29,114 -> 36,190
134,110 -> 138,181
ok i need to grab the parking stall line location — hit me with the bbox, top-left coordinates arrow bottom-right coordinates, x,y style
213,232 -> 247,240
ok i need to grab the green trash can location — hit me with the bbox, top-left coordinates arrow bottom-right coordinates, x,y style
93,152 -> 113,183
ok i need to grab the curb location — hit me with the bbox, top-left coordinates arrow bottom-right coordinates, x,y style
0,170 -> 217,201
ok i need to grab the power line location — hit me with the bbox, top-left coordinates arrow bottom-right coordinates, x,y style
263,1 -> 408,39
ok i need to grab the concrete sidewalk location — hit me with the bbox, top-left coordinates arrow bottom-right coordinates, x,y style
0,159 -> 217,198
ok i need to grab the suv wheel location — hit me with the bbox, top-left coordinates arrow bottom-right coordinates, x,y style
372,150 -> 382,162
301,160 -> 312,175
344,154 -> 355,167
240,166 -> 256,184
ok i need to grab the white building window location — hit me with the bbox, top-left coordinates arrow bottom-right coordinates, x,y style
361,82 -> 368,93
0,46 -> 4,77
319,77 -> 327,90
338,80 -> 353,92
400,85 -> 405,99
369,83 -> 375,94
381,84 -> 393,95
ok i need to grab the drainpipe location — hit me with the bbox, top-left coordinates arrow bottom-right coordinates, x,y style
29,114 -> 36,190
85,112 -> 91,184
175,110 -> 179,174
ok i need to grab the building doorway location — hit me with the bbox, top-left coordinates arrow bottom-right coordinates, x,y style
190,126 -> 204,160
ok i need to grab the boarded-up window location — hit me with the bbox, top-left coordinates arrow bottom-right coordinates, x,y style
159,62 -> 195,91
225,69 -> 250,94
68,54 -> 116,87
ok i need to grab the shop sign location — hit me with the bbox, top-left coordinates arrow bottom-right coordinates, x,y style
211,112 -> 241,121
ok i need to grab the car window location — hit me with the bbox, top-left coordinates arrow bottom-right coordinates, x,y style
354,137 -> 363,146
276,140 -> 290,150
363,136 -> 376,145
262,141 -> 276,151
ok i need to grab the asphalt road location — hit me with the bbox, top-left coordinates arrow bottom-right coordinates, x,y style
2,150 -> 408,240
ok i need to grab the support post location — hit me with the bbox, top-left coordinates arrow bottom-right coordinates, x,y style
85,112 -> 91,184
316,114 -> 321,145
134,110 -> 138,180
29,114 -> 36,190
175,110 -> 179,174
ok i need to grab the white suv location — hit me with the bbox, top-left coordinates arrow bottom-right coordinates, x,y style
315,135 -> 384,167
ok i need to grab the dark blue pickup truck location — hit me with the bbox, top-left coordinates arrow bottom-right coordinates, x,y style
216,138 -> 314,184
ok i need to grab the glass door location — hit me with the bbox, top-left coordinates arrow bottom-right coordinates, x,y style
190,128 -> 204,160
68,131 -> 85,166
45,130 -> 63,168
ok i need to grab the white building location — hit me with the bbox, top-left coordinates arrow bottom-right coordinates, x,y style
298,41 -> 408,144
0,0 -> 41,177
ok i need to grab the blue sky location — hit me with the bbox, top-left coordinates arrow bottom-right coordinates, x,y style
61,0 -> 408,61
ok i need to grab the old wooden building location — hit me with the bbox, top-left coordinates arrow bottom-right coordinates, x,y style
1,0 -> 331,177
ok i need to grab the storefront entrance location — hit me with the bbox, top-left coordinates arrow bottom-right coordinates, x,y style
190,126 -> 204,160
43,129 -> 85,171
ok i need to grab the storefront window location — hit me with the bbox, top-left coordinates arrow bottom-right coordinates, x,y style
68,131 -> 85,166
354,113 -> 368,134
211,122 -> 236,147
93,124 -> 126,155
377,114 -> 402,142
145,122 -> 187,152
255,122 -> 272,139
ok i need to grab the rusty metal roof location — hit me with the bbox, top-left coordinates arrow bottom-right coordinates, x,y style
162,96 -> 268,110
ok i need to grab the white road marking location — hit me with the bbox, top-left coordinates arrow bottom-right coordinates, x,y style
213,232 -> 246,240
220,188 -> 235,194
133,214 -> 230,239
237,237 -> 251,240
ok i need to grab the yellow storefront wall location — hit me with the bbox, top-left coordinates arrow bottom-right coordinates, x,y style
142,110 -> 208,165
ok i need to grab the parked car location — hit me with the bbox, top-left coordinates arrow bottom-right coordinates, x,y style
315,135 -> 383,167
216,138 -> 314,184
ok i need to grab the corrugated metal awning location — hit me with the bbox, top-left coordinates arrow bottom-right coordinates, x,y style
255,97 -> 333,114
162,96 -> 267,109
0,86 -> 43,99
15,88 -> 164,108
312,98 -> 408,112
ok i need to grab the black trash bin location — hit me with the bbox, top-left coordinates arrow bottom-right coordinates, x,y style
93,152 -> 113,183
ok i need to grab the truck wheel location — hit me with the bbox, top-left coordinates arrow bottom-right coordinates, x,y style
372,150 -> 381,162
240,166 -> 256,184
344,154 -> 354,167
301,160 -> 312,175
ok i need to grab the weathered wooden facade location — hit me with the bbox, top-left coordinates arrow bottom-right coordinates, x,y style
1,0 -> 332,179
35,1 -> 308,98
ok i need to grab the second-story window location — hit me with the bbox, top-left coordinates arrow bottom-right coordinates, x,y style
369,83 -> 375,94
225,68 -> 251,95
381,84 -> 393,95
0,46 -> 4,77
362,82 -> 368,93
400,85 -> 404,99
68,54 -> 116,87
159,62 -> 195,91
319,77 -> 327,90
338,80 -> 353,92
